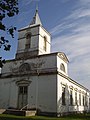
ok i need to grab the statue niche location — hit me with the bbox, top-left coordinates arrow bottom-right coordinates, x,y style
19,63 -> 30,73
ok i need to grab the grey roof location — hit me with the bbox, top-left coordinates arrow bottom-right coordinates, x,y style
30,9 -> 42,26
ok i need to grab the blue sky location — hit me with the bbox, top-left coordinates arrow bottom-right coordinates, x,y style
0,0 -> 90,90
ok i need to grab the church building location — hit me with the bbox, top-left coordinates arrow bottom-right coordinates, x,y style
0,9 -> 90,116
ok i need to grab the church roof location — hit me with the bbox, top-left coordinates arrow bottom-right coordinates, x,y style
30,8 -> 42,26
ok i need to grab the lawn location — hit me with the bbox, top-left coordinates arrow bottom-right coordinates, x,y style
0,114 -> 90,120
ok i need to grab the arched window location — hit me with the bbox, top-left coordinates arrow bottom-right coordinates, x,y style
60,63 -> 66,73
19,63 -> 30,73
43,36 -> 47,51
25,33 -> 31,49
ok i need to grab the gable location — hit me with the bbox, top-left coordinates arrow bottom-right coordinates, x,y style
57,52 -> 69,63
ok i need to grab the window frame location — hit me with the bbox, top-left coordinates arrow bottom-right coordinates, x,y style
19,86 -> 28,95
43,36 -> 47,51
82,94 -> 85,106
70,89 -> 73,106
25,33 -> 31,49
75,91 -> 77,105
79,93 -> 81,106
60,63 -> 66,73
62,87 -> 66,105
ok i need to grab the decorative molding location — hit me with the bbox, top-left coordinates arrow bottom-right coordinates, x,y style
19,63 -> 31,73
57,52 -> 69,63
1,67 -> 57,79
58,72 -> 90,92
69,85 -> 73,89
61,82 -> 66,86
82,91 -> 85,94
79,90 -> 81,93
16,79 -> 31,86
74,88 -> 78,91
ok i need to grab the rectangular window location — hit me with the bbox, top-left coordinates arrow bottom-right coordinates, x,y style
70,90 -> 73,105
75,91 -> 77,105
83,95 -> 85,106
25,34 -> 31,49
24,86 -> 28,94
79,93 -> 81,106
85,94 -> 87,106
62,87 -> 65,105
25,44 -> 30,49
19,86 -> 28,94
43,37 -> 47,51
19,86 -> 23,94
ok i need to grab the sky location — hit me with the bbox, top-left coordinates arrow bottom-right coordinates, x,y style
0,0 -> 90,90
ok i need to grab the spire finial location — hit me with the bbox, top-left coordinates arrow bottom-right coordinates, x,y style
36,3 -> 38,12
30,5 -> 42,26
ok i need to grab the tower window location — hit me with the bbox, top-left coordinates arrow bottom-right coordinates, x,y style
43,36 -> 47,51
25,33 -> 31,49
60,63 -> 66,73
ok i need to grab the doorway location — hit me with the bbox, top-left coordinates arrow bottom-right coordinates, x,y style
18,86 -> 28,109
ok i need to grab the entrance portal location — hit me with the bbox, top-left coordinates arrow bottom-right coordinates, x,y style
18,86 -> 28,109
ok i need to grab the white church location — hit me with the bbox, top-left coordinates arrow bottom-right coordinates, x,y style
0,9 -> 90,116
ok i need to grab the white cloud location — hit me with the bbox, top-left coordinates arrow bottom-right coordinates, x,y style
79,9 -> 90,17
79,0 -> 90,5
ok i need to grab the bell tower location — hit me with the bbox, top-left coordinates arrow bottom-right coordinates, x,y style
16,9 -> 51,60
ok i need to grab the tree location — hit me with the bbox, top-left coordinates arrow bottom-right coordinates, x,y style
0,0 -> 19,67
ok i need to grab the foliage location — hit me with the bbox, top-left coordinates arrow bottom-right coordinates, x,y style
0,0 -> 19,67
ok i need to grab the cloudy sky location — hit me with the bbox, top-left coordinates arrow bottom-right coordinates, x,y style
1,0 -> 90,90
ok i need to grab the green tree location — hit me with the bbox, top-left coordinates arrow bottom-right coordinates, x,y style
0,0 -> 19,67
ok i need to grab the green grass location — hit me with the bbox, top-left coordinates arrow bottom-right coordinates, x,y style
0,113 -> 90,120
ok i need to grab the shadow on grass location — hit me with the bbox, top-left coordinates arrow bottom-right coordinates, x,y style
0,114 -> 90,120
61,113 -> 90,120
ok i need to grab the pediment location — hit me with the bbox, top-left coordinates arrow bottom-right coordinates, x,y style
16,79 -> 31,86
57,52 -> 69,63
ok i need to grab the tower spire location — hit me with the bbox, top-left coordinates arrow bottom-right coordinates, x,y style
30,7 -> 42,26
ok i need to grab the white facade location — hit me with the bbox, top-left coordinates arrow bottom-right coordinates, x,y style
0,9 -> 90,116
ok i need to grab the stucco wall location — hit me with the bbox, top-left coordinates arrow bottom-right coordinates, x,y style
0,74 -> 57,112
57,75 -> 90,114
27,75 -> 57,112
39,26 -> 51,55
17,25 -> 51,56
1,54 -> 56,75
17,26 -> 39,53
0,53 -> 89,114
0,78 -> 18,109
0,54 -> 57,112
